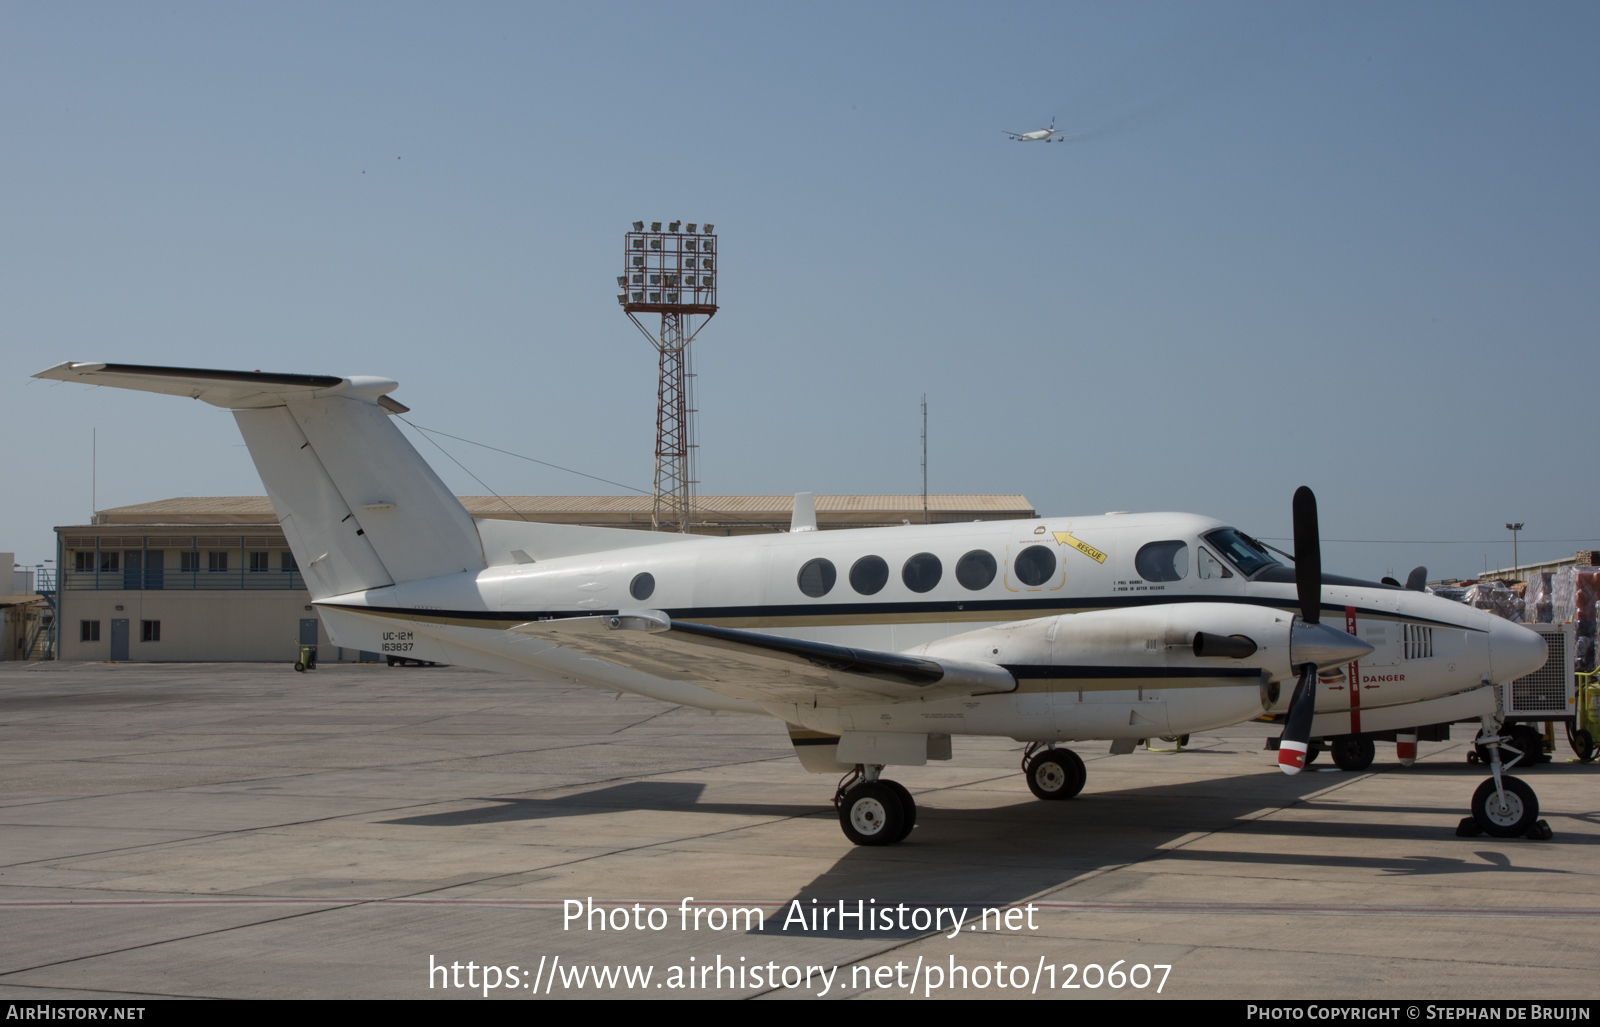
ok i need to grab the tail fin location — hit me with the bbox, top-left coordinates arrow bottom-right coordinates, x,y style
34,362 -> 485,598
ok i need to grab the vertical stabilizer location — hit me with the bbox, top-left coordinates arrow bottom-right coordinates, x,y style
33,362 -> 487,599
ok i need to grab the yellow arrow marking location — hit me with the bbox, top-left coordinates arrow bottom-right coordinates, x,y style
1054,531 -> 1106,564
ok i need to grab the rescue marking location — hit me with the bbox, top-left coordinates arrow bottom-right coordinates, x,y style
1053,532 -> 1107,564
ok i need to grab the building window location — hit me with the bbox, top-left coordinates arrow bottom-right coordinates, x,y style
99,551 -> 120,572
208,551 -> 229,572
280,551 -> 298,572
74,552 -> 93,571
1012,545 -> 1058,587
80,620 -> 101,642
181,551 -> 198,572
249,551 -> 270,572
141,620 -> 161,642
797,558 -> 836,598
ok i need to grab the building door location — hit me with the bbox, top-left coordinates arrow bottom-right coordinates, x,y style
144,550 -> 164,590
299,619 -> 319,645
123,551 -> 142,591
110,619 -> 130,661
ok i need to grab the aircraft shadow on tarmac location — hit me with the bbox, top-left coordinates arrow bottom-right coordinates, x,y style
383,781 -> 826,827
379,763 -> 1587,941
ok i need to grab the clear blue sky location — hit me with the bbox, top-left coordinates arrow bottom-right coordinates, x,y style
5,1 -> 1597,582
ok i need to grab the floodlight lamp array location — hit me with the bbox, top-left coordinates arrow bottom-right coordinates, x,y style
618,221 -> 718,311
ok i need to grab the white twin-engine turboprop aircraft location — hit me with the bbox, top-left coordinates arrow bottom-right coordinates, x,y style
35,362 -> 1552,845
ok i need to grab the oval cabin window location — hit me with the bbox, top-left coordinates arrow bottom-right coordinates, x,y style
902,553 -> 943,593
629,572 -> 655,601
1013,545 -> 1057,587
955,550 -> 997,590
797,558 -> 837,598
849,555 -> 889,595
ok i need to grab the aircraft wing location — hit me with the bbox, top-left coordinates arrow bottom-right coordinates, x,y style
511,611 -> 1016,706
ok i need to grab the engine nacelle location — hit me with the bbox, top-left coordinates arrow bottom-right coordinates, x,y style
910,603 -> 1368,685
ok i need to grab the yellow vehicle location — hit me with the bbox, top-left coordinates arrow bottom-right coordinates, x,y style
1572,670 -> 1598,761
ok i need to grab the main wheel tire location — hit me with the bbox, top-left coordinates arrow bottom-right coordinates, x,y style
1026,748 -> 1086,800
1571,727 -> 1595,763
1303,741 -> 1323,767
1471,776 -> 1539,838
881,780 -> 917,842
838,782 -> 907,846
1331,735 -> 1376,772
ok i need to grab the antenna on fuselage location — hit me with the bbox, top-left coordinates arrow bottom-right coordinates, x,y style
921,394 -> 928,525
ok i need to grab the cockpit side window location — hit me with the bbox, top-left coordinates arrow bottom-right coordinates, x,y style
1197,547 -> 1232,579
1202,529 -> 1279,579
1134,541 -> 1188,582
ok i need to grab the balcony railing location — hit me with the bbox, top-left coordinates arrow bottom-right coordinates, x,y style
62,569 -> 307,591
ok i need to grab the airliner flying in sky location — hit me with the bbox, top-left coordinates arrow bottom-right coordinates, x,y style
1003,116 -> 1068,142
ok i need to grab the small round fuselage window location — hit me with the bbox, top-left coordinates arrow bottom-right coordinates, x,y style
797,558 -> 837,598
849,555 -> 889,595
629,572 -> 655,601
1135,540 -> 1189,582
902,552 -> 943,593
1013,545 -> 1058,587
955,550 -> 997,590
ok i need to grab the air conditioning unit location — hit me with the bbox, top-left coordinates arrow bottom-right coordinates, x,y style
1499,622 -> 1576,721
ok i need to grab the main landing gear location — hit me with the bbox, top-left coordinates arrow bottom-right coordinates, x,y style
1457,717 -> 1551,840
835,766 -> 917,845
1023,743 -> 1086,800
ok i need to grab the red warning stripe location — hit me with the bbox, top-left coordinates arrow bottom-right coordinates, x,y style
1345,605 -> 1361,734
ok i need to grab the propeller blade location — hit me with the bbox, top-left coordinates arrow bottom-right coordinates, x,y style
1277,663 -> 1319,775
1405,566 -> 1428,592
1292,486 -> 1321,626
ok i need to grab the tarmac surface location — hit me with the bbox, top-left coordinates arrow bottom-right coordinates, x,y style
1,660 -> 1596,1001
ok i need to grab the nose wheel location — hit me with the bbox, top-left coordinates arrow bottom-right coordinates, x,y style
1459,719 -> 1551,839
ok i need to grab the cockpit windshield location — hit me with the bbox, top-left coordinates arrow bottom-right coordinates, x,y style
1202,529 -> 1281,579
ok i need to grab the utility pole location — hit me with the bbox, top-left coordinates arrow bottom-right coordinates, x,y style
1506,522 -> 1524,579
921,395 -> 928,525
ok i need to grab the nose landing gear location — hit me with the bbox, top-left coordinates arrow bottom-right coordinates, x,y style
1459,718 -> 1550,839
835,765 -> 917,845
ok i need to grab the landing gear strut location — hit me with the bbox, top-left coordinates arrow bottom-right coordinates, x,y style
1458,716 -> 1548,839
835,765 -> 917,845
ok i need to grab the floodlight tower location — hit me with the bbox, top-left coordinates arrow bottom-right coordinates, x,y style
617,220 -> 718,532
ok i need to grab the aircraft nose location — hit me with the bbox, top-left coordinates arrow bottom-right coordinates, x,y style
1489,617 -> 1547,683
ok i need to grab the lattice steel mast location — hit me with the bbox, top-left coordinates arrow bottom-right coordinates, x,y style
618,220 -> 718,532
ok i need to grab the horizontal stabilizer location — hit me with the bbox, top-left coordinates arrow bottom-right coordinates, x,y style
512,611 -> 1016,706
33,361 -> 410,413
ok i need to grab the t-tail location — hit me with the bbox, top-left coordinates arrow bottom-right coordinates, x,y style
32,362 -> 486,599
